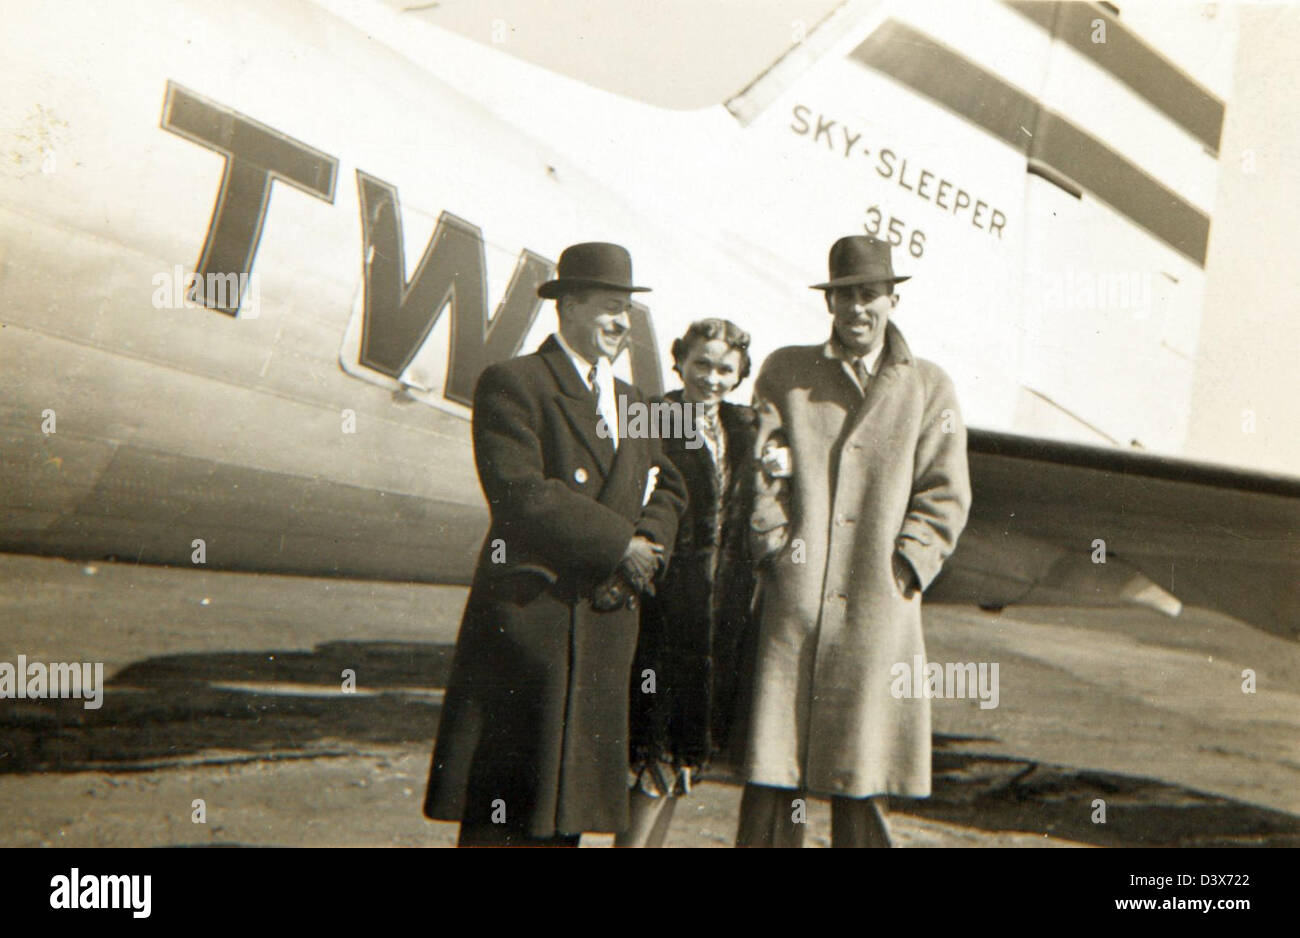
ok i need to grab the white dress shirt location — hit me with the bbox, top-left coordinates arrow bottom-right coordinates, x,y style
553,332 -> 618,448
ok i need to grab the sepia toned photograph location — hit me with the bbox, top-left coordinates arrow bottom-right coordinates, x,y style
2,0 -> 1297,877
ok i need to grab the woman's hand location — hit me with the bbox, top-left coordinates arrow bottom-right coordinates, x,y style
760,441 -> 793,479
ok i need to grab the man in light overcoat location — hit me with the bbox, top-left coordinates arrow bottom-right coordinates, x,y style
424,242 -> 686,846
739,235 -> 971,847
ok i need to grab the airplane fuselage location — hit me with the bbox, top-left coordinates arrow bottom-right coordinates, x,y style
0,0 -> 1253,591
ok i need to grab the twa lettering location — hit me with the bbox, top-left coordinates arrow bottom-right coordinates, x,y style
160,81 -> 664,408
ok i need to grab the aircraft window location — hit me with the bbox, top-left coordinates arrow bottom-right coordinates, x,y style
386,0 -> 841,109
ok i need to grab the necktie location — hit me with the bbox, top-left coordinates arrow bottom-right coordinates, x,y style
587,361 -> 618,449
852,357 -> 871,391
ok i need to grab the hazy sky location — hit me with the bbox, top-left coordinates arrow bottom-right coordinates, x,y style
392,0 -> 840,107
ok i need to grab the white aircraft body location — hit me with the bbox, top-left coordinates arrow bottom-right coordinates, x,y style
1,0 -> 1296,638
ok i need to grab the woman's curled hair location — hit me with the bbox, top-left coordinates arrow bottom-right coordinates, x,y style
670,318 -> 752,383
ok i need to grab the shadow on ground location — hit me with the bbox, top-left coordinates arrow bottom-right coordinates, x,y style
910,738 -> 1300,847
0,640 -> 452,773
2,641 -> 1298,846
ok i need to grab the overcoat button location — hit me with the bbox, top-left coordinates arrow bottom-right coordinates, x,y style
574,467 -> 588,484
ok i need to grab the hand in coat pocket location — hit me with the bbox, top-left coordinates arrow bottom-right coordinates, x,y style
893,551 -> 919,598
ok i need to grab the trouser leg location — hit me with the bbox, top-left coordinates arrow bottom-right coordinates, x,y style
735,783 -> 806,848
829,794 -> 892,848
615,788 -> 680,848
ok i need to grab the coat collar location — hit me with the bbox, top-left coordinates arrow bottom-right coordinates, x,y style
661,388 -> 748,428
540,333 -> 632,398
820,321 -> 913,370
662,388 -> 753,417
539,334 -> 594,400
716,398 -> 756,442
821,322 -> 910,396
661,390 -> 754,478
824,333 -> 885,377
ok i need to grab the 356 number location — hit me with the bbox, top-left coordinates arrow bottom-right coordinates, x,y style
864,206 -> 926,258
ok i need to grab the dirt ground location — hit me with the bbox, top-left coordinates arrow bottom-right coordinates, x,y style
3,554 -> 1298,847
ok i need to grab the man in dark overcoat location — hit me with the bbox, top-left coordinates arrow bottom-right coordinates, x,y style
423,242 -> 687,846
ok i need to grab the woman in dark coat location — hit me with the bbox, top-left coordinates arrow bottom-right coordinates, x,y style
617,318 -> 759,847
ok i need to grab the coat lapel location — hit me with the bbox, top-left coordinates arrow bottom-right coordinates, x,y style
539,336 -> 615,477
719,400 -> 755,482
818,339 -> 870,406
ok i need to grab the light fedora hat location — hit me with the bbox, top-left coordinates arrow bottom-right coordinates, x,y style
537,242 -> 652,299
810,235 -> 911,290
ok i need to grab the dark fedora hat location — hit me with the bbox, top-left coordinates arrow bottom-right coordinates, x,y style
810,235 -> 911,290
537,242 -> 651,299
